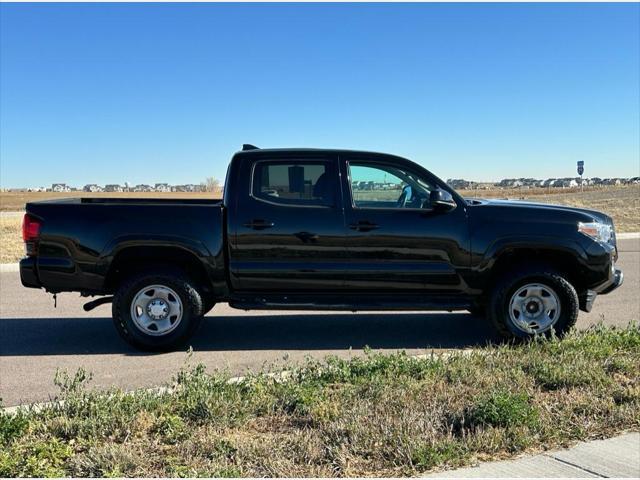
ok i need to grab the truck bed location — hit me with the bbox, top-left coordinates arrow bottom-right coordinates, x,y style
21,198 -> 226,295
30,197 -> 222,206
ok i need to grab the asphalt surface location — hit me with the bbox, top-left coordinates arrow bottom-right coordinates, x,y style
1,238 -> 638,407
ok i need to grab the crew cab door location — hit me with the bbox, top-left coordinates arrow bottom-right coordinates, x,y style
229,153 -> 347,291
340,154 -> 470,293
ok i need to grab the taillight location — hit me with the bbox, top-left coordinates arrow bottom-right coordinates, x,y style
22,213 -> 42,246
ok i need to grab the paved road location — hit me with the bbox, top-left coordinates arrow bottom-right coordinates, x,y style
1,238 -> 638,407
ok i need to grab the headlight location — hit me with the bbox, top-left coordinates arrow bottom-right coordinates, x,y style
578,222 -> 612,243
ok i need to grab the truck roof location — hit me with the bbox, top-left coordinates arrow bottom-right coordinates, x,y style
237,144 -> 403,158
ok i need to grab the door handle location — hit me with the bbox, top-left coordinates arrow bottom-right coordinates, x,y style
243,219 -> 275,230
349,221 -> 379,232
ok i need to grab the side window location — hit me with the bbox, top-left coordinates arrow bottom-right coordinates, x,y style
252,161 -> 334,206
349,162 -> 433,209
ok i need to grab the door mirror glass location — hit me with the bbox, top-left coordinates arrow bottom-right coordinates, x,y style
429,189 -> 456,211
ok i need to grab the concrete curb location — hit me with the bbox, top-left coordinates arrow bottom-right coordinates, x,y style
425,431 -> 640,478
0,263 -> 19,272
2,349 -> 473,413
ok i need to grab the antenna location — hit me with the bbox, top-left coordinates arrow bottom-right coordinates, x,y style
242,144 -> 259,151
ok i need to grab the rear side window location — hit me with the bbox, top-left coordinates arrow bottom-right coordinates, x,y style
252,161 -> 334,206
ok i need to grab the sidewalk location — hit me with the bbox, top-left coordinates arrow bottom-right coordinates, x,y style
426,432 -> 640,478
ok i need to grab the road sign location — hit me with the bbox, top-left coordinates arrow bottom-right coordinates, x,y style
577,161 -> 584,176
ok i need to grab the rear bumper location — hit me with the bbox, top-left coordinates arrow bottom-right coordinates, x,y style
20,257 -> 41,289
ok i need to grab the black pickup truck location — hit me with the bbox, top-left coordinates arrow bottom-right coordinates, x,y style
20,145 -> 623,350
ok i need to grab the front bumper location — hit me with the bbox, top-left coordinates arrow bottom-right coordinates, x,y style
600,267 -> 624,295
579,267 -> 623,312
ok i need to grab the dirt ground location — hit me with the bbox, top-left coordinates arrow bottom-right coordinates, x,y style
0,190 -> 222,211
459,185 -> 639,233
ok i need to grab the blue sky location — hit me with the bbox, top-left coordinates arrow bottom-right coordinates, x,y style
1,3 -> 638,188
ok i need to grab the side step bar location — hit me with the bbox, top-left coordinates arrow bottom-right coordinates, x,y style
229,294 -> 472,312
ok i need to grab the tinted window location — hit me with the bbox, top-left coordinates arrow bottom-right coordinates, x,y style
349,162 -> 434,209
253,161 -> 334,206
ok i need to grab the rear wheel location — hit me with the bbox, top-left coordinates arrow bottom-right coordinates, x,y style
112,269 -> 204,351
488,266 -> 579,339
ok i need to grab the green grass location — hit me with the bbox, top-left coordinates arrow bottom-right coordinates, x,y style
1,324 -> 639,477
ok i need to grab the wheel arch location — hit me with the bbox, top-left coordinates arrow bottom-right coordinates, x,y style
486,245 -> 588,294
104,245 -> 214,295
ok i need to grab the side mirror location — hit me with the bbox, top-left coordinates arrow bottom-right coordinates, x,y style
429,189 -> 457,211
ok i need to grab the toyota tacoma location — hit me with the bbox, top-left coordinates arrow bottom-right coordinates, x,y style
20,145 -> 623,350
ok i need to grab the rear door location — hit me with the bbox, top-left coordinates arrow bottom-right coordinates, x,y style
229,153 -> 347,292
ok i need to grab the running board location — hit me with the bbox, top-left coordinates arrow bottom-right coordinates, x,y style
229,294 -> 472,312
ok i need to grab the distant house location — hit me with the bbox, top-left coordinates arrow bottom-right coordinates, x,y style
83,184 -> 103,193
52,183 -> 71,192
447,179 -> 475,190
602,178 -> 622,186
155,183 -> 170,192
554,178 -> 578,188
496,179 -> 523,188
590,177 -> 603,186
104,184 -> 124,192
133,184 -> 152,192
171,184 -> 198,192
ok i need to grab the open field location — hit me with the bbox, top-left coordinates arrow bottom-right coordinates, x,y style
459,185 -> 640,233
1,325 -> 638,477
0,190 -> 222,212
0,186 -> 637,264
0,215 -> 24,264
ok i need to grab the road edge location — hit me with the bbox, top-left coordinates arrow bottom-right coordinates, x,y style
617,232 -> 640,239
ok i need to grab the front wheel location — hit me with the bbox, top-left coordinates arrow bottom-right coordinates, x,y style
488,267 -> 579,339
112,269 -> 204,351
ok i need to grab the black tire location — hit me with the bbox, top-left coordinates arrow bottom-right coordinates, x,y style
488,266 -> 579,340
112,269 -> 204,351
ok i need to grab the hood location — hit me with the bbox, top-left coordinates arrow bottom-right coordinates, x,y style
465,197 -> 613,224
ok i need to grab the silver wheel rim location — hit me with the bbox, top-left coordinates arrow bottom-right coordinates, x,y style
130,284 -> 183,336
508,283 -> 561,334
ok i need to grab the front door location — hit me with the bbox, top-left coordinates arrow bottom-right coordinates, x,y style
230,154 -> 347,292
341,155 -> 470,293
